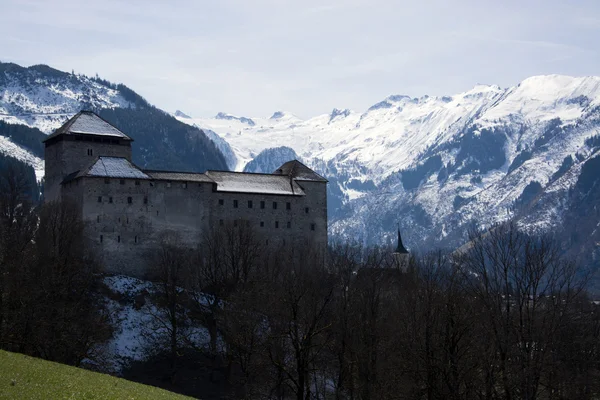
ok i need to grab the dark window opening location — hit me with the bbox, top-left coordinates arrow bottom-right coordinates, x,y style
287,221 -> 291,229
104,178 -> 110,184
118,235 -> 121,243
97,196 -> 102,203
127,196 -> 132,204
311,223 -> 316,231
219,199 -> 224,205
286,202 -> 291,210
273,202 -> 277,210
233,200 -> 238,208
219,219 -> 224,226
183,182 -> 188,189
275,221 -> 279,228
305,207 -> 309,213
135,180 -> 140,186
143,197 -> 148,204
100,235 -> 103,243
118,217 -> 121,222
109,197 -> 113,204
248,200 -> 253,208
120,179 -> 125,185
87,149 -> 93,156
135,236 -> 138,243
126,217 -> 129,224
156,210 -> 159,216
260,221 -> 264,227
260,201 -> 265,209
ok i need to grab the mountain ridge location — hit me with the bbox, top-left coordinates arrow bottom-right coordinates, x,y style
176,74 -> 600,286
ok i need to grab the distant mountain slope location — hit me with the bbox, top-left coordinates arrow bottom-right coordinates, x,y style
180,75 -> 600,266
0,62 -> 227,175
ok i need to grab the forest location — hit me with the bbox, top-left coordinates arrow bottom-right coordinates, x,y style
1,157 -> 599,400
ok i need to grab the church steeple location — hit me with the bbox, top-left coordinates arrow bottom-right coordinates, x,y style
395,226 -> 409,254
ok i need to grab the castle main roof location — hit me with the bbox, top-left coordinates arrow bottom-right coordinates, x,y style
44,111 -> 133,142
144,170 -> 215,183
205,171 -> 306,196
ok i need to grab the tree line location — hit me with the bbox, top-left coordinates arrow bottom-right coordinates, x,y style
1,163 -> 599,399
138,222 -> 599,400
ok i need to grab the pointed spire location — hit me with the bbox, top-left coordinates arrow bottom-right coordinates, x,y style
395,224 -> 409,254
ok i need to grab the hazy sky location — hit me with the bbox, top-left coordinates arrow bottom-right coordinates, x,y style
1,0 -> 600,118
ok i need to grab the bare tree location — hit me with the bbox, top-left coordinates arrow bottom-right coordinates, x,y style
456,223 -> 587,400
144,230 -> 193,382
263,244 -> 335,400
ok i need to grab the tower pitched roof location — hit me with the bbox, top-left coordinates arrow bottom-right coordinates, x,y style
274,160 -> 327,182
395,228 -> 409,254
43,111 -> 132,142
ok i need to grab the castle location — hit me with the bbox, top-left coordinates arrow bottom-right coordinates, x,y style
43,111 -> 328,276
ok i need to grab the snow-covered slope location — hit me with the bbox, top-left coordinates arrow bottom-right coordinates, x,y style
0,63 -> 134,133
178,75 -> 600,252
0,62 -> 228,175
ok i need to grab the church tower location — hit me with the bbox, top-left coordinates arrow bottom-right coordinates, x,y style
43,111 -> 133,202
393,226 -> 409,272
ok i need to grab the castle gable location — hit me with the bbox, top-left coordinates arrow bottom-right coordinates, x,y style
206,171 -> 306,196
274,160 -> 327,182
44,111 -> 132,142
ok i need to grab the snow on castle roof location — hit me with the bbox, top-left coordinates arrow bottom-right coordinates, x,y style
86,157 -> 150,179
44,111 -> 132,141
144,170 -> 215,183
205,171 -> 306,196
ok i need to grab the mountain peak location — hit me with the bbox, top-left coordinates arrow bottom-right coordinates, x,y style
329,108 -> 351,123
215,112 -> 256,126
174,110 -> 191,119
270,111 -> 286,119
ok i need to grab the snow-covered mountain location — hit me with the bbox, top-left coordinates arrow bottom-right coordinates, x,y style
1,61 -> 598,275
177,75 -> 600,264
0,62 -> 227,176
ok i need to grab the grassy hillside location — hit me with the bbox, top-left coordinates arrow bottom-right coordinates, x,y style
0,350 -> 192,400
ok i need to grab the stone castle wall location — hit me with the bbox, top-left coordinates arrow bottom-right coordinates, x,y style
61,174 -> 327,277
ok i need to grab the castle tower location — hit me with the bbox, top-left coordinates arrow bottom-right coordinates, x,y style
43,111 -> 133,202
393,226 -> 409,272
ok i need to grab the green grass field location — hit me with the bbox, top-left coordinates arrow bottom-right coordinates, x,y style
0,350 -> 193,399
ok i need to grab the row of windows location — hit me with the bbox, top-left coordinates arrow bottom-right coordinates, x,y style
104,178 -> 191,189
99,234 -> 139,244
219,219 -> 315,230
98,196 -> 148,205
97,215 -> 131,224
219,199 -> 309,213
